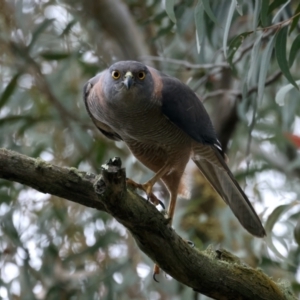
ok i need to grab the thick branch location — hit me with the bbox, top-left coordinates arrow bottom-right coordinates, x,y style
0,148 -> 105,211
0,148 -> 295,300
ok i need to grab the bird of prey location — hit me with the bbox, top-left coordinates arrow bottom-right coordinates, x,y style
83,60 -> 265,277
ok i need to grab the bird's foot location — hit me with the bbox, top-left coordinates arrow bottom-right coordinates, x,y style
126,178 -> 145,194
126,178 -> 165,209
186,240 -> 195,247
153,264 -> 160,282
147,193 -> 165,210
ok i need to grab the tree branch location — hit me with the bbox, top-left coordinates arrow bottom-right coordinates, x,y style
202,70 -> 282,102
0,148 -> 296,300
0,148 -> 105,211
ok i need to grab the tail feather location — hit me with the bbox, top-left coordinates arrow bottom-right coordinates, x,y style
192,145 -> 265,237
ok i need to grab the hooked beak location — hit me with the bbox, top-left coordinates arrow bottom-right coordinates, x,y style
123,71 -> 134,90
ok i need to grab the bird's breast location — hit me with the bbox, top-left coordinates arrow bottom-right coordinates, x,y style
119,112 -> 192,151
90,92 -> 192,148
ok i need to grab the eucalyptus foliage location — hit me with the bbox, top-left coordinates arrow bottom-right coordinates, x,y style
1,1 -> 300,299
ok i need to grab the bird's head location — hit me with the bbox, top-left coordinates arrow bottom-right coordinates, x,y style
103,61 -> 154,103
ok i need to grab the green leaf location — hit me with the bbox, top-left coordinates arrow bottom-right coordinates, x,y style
28,18 -> 54,50
260,0 -> 269,27
60,19 -> 77,36
194,0 -> 205,53
223,0 -> 236,58
268,0 -> 289,15
289,3 -> 300,34
40,51 -> 71,60
202,0 -> 219,24
227,32 -> 252,67
154,24 -> 174,40
272,0 -> 290,23
265,203 -> 297,233
275,26 -> 299,90
275,80 -> 300,106
0,73 -> 21,109
265,202 -> 299,260
289,34 -> 300,67
163,0 -> 176,23
0,115 -> 41,126
1,210 -> 22,247
257,33 -> 276,102
252,0 -> 262,31
294,219 -> 300,246
247,32 -> 263,87
203,6 -> 214,45
235,0 -> 243,16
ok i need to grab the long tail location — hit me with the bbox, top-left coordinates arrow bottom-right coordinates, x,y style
192,144 -> 265,237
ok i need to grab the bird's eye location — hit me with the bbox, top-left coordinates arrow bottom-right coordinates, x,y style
112,70 -> 121,80
138,71 -> 146,80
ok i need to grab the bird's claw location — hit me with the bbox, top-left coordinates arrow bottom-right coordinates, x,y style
148,193 -> 165,209
187,240 -> 195,248
157,199 -> 165,210
153,264 -> 160,282
153,273 -> 159,283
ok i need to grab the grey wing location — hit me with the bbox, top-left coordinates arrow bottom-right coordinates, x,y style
159,74 -> 265,237
160,75 -> 222,152
83,73 -> 122,141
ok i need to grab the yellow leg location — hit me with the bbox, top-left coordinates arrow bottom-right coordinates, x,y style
127,163 -> 180,282
126,162 -> 170,205
142,162 -> 171,195
166,192 -> 177,226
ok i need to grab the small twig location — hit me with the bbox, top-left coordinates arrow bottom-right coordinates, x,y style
202,70 -> 282,102
141,55 -> 228,70
142,26 -> 278,73
202,89 -> 240,102
260,10 -> 300,31
244,70 -> 282,98
142,18 -> 284,84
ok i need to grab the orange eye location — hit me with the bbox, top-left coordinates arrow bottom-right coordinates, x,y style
112,70 -> 121,79
138,71 -> 146,80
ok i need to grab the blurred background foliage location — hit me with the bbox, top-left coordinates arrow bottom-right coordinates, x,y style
1,0 -> 300,299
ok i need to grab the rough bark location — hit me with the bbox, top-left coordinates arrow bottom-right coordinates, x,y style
0,148 -> 296,300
